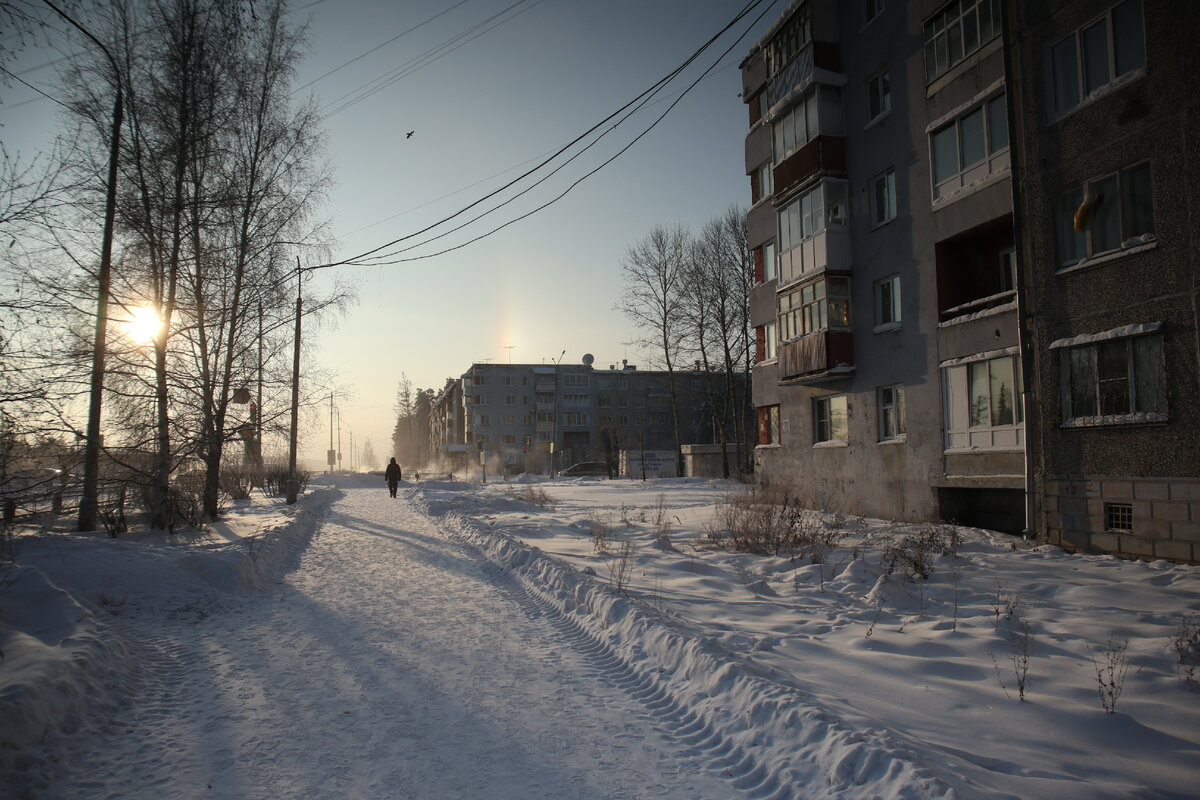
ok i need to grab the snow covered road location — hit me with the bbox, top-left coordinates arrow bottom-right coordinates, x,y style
30,483 -> 750,799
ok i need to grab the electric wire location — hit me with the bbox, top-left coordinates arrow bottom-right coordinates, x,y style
307,0 -> 776,272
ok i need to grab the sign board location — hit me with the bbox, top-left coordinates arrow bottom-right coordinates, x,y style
327,449 -> 336,466
619,449 -> 677,479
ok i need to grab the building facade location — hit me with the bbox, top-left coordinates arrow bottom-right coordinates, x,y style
743,0 -> 1198,561
743,0 -> 1023,530
1006,0 -> 1200,561
433,356 -> 751,477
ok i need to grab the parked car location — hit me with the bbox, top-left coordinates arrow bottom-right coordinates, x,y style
558,461 -> 609,477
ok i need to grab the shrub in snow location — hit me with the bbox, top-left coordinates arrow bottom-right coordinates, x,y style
1170,615 -> 1200,686
1090,635 -> 1130,714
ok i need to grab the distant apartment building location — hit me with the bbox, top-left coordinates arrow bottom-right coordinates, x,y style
743,0 -> 1198,562
430,356 -> 750,476
743,0 -> 1022,530
1006,0 -> 1200,561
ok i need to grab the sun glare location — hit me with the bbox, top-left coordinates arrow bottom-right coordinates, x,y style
126,305 -> 163,344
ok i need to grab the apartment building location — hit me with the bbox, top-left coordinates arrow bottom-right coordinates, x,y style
743,0 -> 1023,530
1006,0 -> 1200,561
434,357 -> 751,476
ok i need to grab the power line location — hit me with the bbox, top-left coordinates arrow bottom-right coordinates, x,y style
309,0 -> 778,272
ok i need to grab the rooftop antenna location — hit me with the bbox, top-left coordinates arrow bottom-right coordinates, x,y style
505,345 -> 516,363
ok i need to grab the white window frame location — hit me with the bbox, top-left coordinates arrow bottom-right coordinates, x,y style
929,93 -> 1009,201
878,384 -> 906,441
778,180 -> 849,257
923,0 -> 1003,83
778,276 -> 851,342
871,169 -> 897,227
874,274 -> 901,330
763,241 -> 777,282
1059,161 -> 1154,266
1050,0 -> 1145,118
764,321 -> 777,361
942,354 -> 1024,450
814,395 -> 849,444
773,85 -> 844,166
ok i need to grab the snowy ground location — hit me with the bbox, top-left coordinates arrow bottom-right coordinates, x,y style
2,473 -> 1198,799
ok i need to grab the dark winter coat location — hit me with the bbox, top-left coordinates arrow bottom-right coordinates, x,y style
385,462 -> 402,485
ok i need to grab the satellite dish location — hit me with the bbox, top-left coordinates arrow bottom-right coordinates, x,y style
582,353 -> 594,366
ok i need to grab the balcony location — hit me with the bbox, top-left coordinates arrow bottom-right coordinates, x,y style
767,41 -> 842,110
773,136 -> 846,198
778,228 -> 851,286
778,331 -> 854,383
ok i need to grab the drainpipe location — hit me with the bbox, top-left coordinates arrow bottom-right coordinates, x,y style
1002,5 -> 1038,541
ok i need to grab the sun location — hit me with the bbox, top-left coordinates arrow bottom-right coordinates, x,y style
126,305 -> 163,344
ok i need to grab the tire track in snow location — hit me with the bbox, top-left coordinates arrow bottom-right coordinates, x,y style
421,491 -> 958,800
437,513 -> 788,800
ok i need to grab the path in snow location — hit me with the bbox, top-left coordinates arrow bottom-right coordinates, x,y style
35,484 -> 762,800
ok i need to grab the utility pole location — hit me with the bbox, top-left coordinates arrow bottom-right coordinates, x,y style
286,258 -> 302,504
329,393 -> 334,474
47,2 -> 123,532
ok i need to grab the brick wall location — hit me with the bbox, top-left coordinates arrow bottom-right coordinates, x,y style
1045,476 -> 1200,563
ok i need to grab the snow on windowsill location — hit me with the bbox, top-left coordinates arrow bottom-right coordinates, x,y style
873,322 -> 902,335
1061,412 -> 1168,428
812,440 -> 849,449
1048,321 -> 1162,350
1055,237 -> 1158,277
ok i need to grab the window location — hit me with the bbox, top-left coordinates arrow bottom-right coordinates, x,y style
778,181 -> 848,255
924,0 -> 1003,82
943,354 -> 1024,449
522,414 -> 533,426
764,321 -> 777,360
474,395 -> 488,406
814,395 -> 848,443
874,274 -> 901,327
1060,162 -> 1154,265
472,374 -> 487,385
878,385 -> 906,441
773,86 -> 843,166
564,412 -> 588,426
867,70 -> 890,123
1062,334 -> 1165,424
999,248 -> 1016,293
537,412 -> 554,424
649,412 -> 668,426
503,376 -> 514,386
501,414 -> 516,425
478,414 -> 491,427
562,374 -> 588,387
778,276 -> 851,340
766,5 -> 812,78
871,169 -> 897,226
764,241 -> 777,282
1105,503 -> 1134,532
501,434 -> 516,445
753,162 -> 773,204
503,394 -> 516,405
476,434 -> 490,446
863,0 -> 884,26
758,405 -> 781,445
1050,0 -> 1145,116
930,93 -> 1009,200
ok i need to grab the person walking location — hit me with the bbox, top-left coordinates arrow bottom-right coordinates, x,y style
385,457 -> 402,497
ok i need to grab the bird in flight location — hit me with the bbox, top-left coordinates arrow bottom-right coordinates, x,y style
406,131 -> 414,139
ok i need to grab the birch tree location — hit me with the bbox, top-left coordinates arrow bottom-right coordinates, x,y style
618,224 -> 688,474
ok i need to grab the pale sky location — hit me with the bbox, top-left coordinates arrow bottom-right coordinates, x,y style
2,0 -> 782,470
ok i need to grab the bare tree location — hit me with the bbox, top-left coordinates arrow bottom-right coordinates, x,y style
618,224 -> 688,474
57,0 -> 339,527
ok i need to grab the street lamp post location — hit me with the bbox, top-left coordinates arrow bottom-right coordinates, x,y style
45,1 -> 124,532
